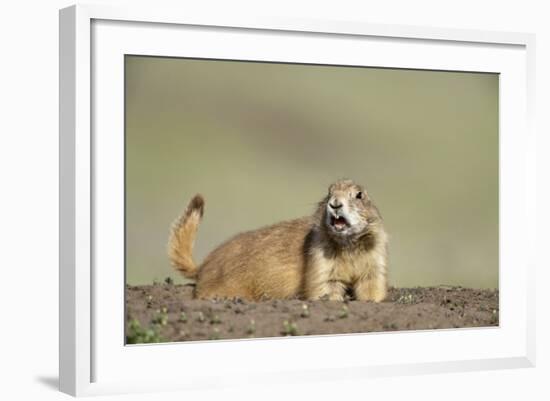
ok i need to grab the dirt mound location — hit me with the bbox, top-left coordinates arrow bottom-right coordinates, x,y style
125,283 -> 498,343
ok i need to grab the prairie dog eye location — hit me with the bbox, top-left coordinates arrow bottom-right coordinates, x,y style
355,191 -> 364,199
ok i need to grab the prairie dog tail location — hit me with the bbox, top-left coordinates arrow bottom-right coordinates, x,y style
168,194 -> 205,279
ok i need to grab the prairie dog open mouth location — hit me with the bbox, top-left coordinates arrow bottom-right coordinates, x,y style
329,214 -> 350,231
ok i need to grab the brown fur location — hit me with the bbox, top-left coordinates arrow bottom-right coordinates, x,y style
167,180 -> 388,301
167,194 -> 205,279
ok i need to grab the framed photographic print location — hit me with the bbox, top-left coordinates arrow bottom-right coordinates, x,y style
59,4 -> 536,397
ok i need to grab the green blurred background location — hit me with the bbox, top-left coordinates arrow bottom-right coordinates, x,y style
125,56 -> 498,289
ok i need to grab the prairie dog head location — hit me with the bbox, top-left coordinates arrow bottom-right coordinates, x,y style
321,179 -> 382,242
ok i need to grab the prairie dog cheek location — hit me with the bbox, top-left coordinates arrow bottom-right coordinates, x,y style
347,212 -> 363,230
347,208 -> 369,233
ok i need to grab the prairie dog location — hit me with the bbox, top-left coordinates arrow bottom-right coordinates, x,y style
168,179 -> 388,302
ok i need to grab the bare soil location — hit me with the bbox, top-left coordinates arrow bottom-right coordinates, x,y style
125,283 -> 499,343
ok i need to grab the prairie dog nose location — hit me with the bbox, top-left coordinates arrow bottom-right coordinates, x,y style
329,199 -> 343,210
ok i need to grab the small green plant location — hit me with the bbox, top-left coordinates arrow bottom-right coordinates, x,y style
209,328 -> 221,340
196,311 -> 205,323
151,308 -> 168,326
300,304 -> 310,318
282,320 -> 299,336
338,305 -> 349,319
383,323 -> 398,331
164,276 -> 174,285
178,312 -> 187,323
210,314 -> 222,324
246,319 -> 256,336
396,293 -> 415,304
126,318 -> 163,344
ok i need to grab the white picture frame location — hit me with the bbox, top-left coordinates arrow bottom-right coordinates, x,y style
59,4 -> 536,397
